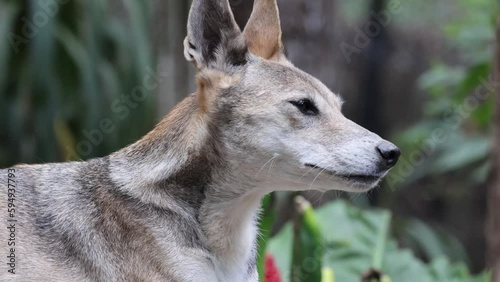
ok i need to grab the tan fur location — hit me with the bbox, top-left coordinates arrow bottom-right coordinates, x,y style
196,69 -> 242,113
244,0 -> 283,60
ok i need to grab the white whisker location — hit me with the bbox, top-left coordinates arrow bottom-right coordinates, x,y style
298,166 -> 317,181
255,156 -> 277,177
308,168 -> 325,190
267,156 -> 277,177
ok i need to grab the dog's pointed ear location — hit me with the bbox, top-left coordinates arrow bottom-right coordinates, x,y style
184,0 -> 248,70
243,0 -> 284,61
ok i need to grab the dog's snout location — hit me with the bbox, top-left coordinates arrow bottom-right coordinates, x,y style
376,141 -> 401,168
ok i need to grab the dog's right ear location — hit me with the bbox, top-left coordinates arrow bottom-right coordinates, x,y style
184,0 -> 248,70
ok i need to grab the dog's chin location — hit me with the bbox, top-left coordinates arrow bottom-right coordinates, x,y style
303,164 -> 384,193
336,176 -> 382,192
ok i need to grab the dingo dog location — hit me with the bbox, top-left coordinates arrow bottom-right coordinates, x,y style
0,0 -> 400,281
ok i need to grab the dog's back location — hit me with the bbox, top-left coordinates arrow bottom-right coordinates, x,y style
0,162 -> 91,281
0,160 -> 216,281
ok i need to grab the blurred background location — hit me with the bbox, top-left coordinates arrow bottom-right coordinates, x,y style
0,0 -> 499,281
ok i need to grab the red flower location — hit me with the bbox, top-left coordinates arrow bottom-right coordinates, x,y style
265,254 -> 282,282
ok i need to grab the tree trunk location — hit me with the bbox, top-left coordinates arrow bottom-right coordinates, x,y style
487,12 -> 500,282
360,0 -> 389,136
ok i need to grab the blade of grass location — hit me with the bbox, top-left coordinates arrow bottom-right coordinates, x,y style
257,194 -> 276,282
372,212 -> 391,270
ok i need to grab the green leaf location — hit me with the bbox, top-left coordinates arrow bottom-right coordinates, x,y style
404,219 -> 470,265
372,212 -> 391,269
0,1 -> 21,94
291,196 -> 323,282
257,194 -> 276,282
430,136 -> 489,175
418,63 -> 466,98
321,268 -> 335,282
454,63 -> 491,102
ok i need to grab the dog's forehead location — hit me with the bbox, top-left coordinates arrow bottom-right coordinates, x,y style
244,59 -> 343,108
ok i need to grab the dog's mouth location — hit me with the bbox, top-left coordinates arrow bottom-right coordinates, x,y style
304,163 -> 382,185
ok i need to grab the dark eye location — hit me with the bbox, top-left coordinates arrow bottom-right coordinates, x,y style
289,99 -> 319,116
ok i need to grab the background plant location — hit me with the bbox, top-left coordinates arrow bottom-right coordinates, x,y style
263,198 -> 490,282
0,0 -> 155,166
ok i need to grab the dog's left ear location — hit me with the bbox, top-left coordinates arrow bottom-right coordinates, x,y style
243,0 -> 284,61
184,0 -> 248,70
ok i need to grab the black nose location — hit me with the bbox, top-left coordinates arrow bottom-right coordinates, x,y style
376,142 -> 401,168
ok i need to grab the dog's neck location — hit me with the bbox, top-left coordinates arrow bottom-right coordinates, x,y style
199,185 -> 263,279
109,94 -> 264,278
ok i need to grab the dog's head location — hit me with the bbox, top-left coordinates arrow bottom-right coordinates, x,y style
184,0 -> 400,192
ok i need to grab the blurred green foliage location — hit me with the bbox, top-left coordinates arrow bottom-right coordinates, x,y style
392,0 -> 495,187
267,199 -> 490,282
0,0 -> 156,167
